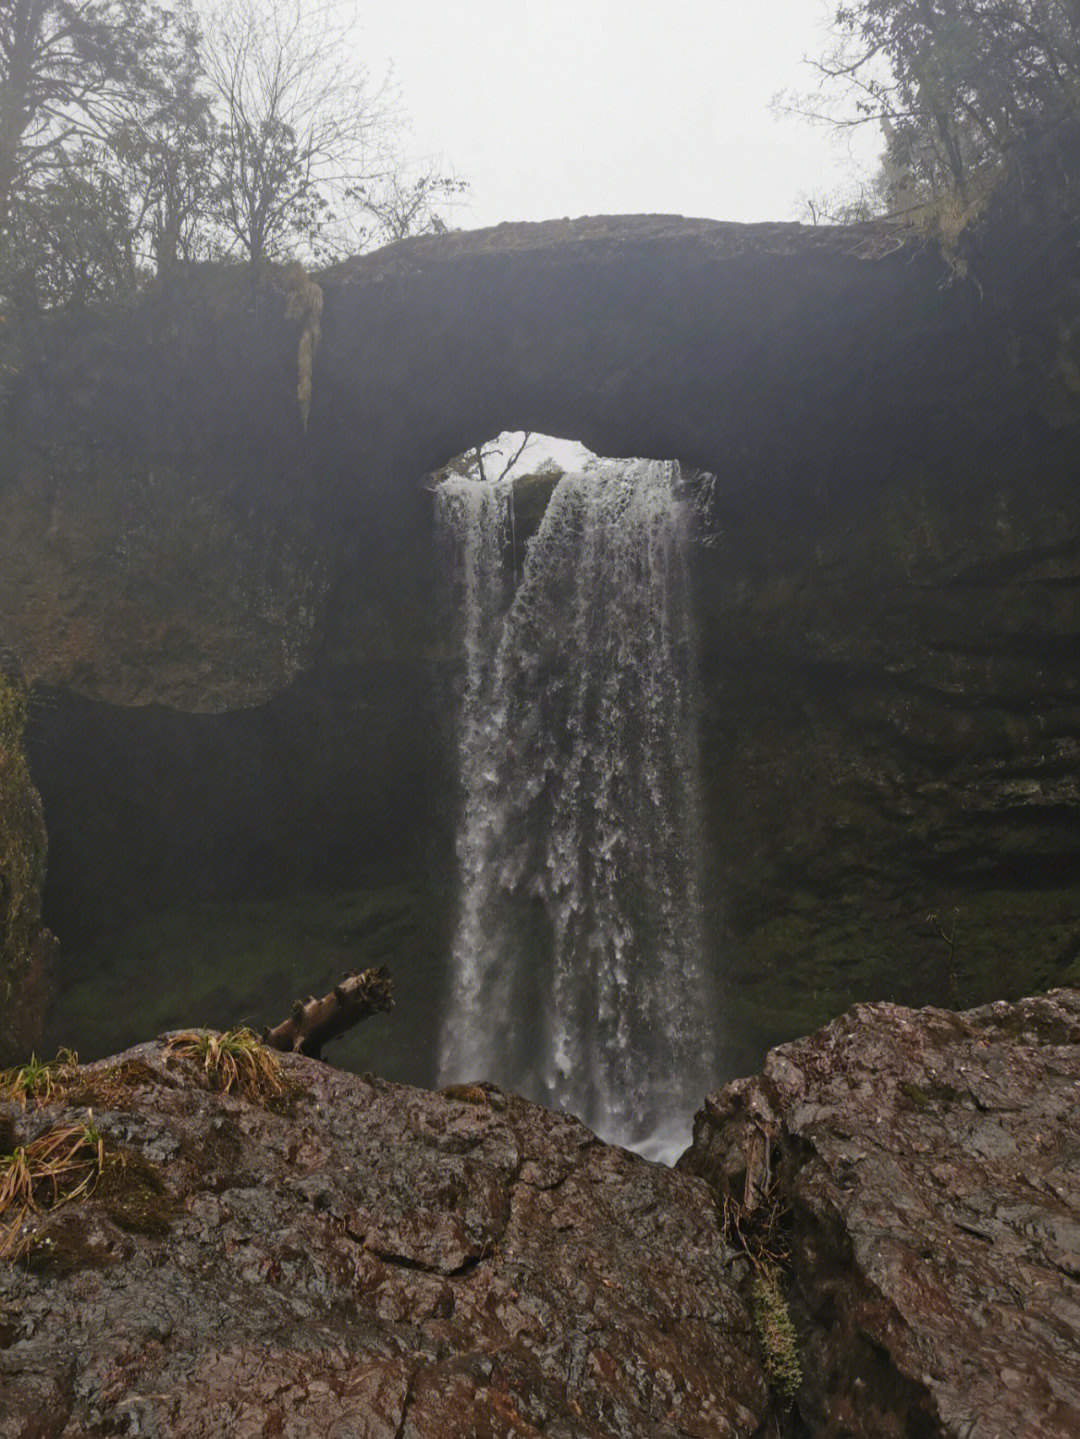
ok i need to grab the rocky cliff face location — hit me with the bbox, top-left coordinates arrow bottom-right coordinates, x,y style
1,213 -> 1079,1072
2,217 -> 950,711
680,986 -> 1080,1438
700,414 -> 1080,1070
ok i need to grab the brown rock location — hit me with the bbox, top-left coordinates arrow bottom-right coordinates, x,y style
0,1041 -> 765,1438
680,987 -> 1080,1438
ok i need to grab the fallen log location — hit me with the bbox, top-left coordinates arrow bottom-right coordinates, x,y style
263,966 -> 394,1059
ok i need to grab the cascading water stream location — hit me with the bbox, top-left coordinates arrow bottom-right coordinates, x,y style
436,446 -> 714,1161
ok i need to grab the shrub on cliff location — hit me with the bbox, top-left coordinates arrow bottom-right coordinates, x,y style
786,0 -> 1080,260
0,673 -> 55,1065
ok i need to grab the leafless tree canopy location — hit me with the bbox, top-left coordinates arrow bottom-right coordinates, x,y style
1,0 -> 467,311
201,0 -> 400,264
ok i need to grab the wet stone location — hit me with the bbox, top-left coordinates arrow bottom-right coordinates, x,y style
680,987 -> 1080,1439
0,1038 -> 766,1438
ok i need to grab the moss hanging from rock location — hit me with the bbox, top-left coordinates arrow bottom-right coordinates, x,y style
283,262 -> 323,433
0,672 -> 55,1064
751,1264 -> 802,1406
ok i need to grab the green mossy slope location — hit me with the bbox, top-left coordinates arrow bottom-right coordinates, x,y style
43,884 -> 447,1086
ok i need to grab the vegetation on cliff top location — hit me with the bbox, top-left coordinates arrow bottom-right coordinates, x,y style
0,0 -> 464,319
788,2 -> 1080,392
789,1 -> 1080,231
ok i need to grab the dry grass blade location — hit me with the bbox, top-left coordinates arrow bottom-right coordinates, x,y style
0,1148 -> 34,1218
0,1117 -> 105,1259
166,1028 -> 285,1101
0,1049 -> 80,1111
721,1185 -> 793,1274
0,1201 -> 32,1260
20,1121 -> 103,1206
1,1148 -> 38,1253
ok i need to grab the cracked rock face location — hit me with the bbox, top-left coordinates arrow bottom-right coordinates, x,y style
0,1043 -> 765,1438
680,987 -> 1080,1439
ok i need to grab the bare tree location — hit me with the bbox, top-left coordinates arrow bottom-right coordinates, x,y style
1,0 -> 468,313
200,0 -> 400,265
351,163 -> 468,244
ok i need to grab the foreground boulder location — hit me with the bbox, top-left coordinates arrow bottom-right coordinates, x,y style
680,988 -> 1080,1438
0,1040 -> 765,1438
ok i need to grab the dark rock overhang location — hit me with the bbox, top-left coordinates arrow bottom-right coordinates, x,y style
0,214 -> 1035,707
313,214 -> 955,496
10,214 -> 966,506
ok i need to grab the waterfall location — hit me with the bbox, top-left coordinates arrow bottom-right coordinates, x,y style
436,448 -> 714,1160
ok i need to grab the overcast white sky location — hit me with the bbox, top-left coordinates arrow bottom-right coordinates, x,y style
349,0 -> 883,231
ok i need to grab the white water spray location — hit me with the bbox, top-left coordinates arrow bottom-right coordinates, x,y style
436,444 -> 714,1159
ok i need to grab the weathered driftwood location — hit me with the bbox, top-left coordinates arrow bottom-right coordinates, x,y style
263,966 -> 394,1059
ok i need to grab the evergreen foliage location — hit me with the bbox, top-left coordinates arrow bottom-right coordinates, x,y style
789,1 -> 1080,227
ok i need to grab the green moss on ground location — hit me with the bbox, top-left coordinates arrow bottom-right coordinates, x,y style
96,1148 -> 177,1237
13,1137 -> 175,1269
45,882 -> 449,1087
721,883 -> 1080,1076
23,1221 -> 121,1278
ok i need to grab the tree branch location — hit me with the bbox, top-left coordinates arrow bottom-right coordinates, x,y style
262,966 -> 394,1060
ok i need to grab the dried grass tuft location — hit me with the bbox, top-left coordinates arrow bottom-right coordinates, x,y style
0,1115 -> 105,1259
165,1028 -> 285,1102
1,1049 -> 79,1111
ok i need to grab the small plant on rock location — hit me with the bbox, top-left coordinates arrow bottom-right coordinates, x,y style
166,1027 -> 285,1102
0,1114 -> 105,1258
751,1263 -> 803,1405
722,1183 -> 804,1411
1,1048 -> 79,1110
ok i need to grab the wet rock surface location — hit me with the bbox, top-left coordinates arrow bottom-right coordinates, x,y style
680,987 -> 1080,1439
0,1041 -> 765,1438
